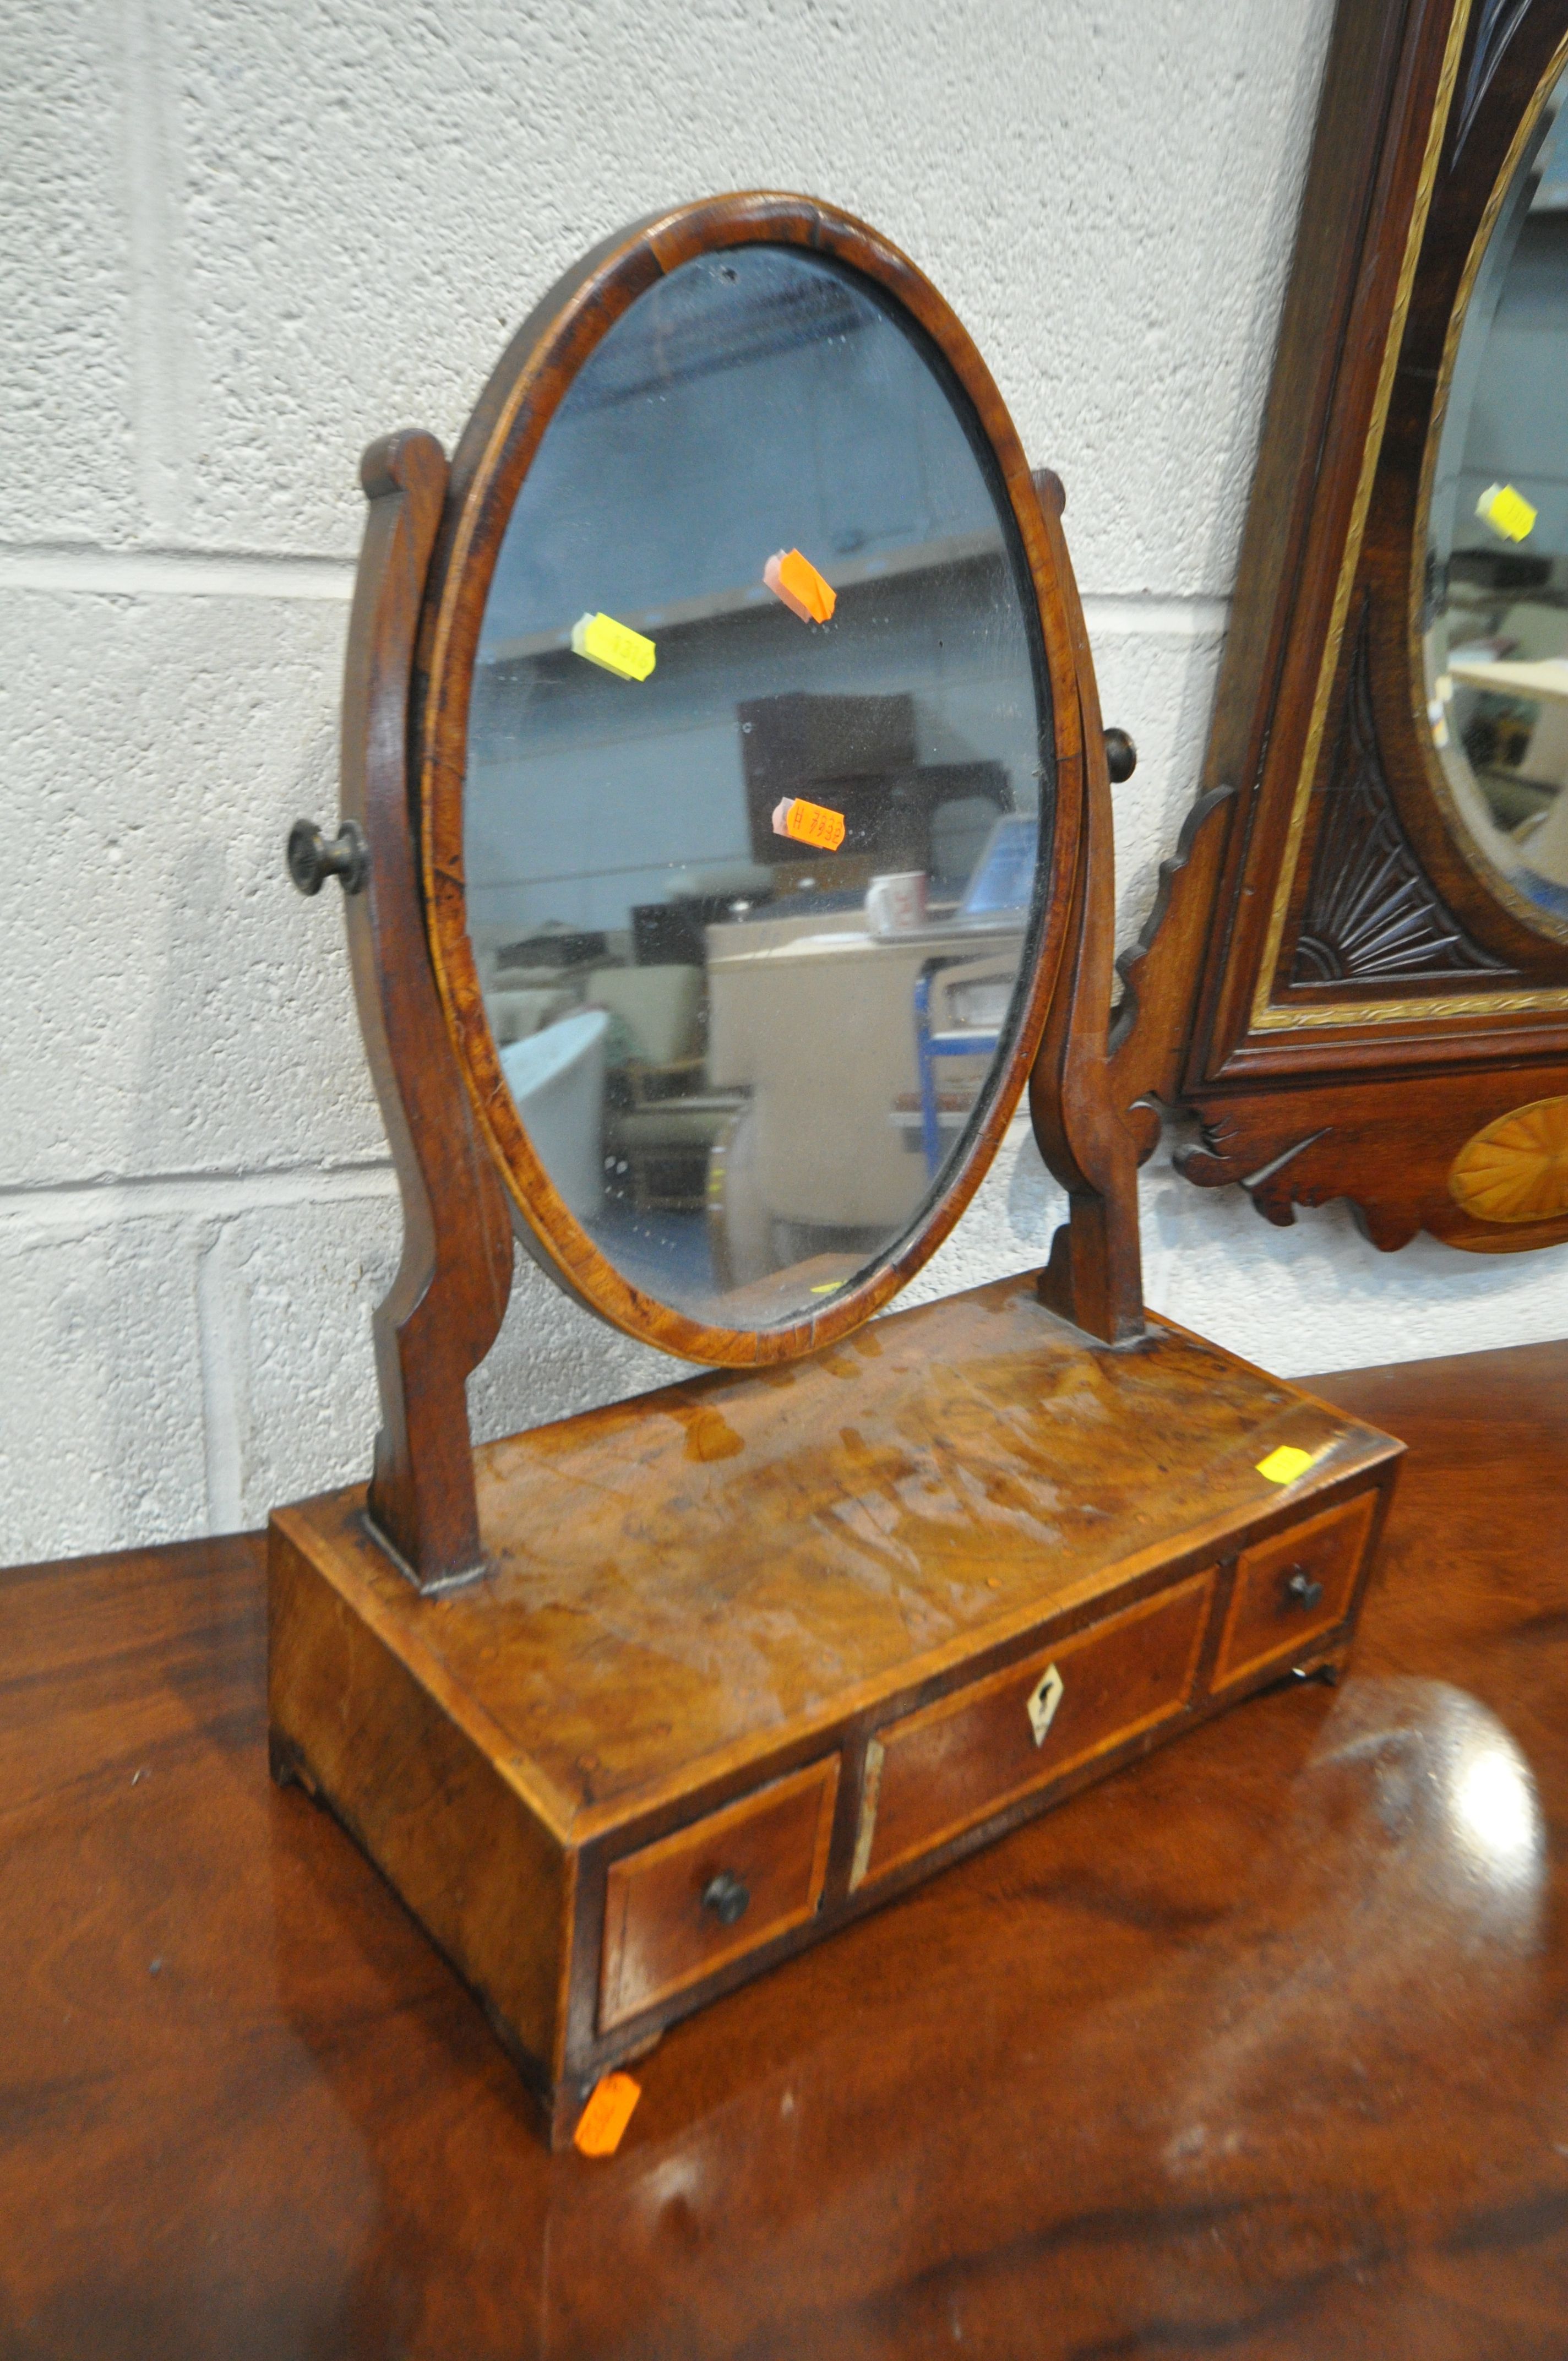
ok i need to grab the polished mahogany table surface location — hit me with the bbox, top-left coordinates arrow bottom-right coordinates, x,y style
3,1340 -> 1566,2359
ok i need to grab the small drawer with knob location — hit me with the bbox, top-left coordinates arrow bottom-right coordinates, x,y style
850,1570 -> 1216,1893
1212,1490 -> 1378,1691
598,1757 -> 840,2031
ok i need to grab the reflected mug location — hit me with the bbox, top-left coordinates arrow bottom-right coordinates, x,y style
865,872 -> 928,937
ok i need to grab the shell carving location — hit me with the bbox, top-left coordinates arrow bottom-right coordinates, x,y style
1449,1095 -> 1568,1225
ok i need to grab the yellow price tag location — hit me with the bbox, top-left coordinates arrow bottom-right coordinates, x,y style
1476,482 -> 1537,544
571,611 -> 657,682
1255,1444 -> 1319,1486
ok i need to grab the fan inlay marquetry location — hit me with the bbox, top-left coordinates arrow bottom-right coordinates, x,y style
1449,1096 -> 1568,1225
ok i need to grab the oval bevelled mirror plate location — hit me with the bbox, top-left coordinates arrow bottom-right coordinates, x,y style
1421,55 -> 1568,944
422,202 -> 1074,1362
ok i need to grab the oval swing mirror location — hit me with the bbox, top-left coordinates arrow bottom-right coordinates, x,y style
419,197 -> 1085,1362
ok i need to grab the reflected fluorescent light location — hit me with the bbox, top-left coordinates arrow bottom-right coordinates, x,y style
1453,1740 -> 1539,1870
636,2146 -> 708,2217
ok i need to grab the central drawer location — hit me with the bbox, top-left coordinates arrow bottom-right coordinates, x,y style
599,1756 -> 840,2031
851,1570 -> 1215,1890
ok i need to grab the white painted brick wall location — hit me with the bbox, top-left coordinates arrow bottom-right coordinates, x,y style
7,0 -> 1567,1566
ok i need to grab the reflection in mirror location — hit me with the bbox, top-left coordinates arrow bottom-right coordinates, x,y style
1424,63 -> 1568,935
466,246 -> 1050,1330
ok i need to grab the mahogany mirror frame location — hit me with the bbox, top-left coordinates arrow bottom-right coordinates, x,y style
413,192 -> 1087,1368
1168,0 -> 1568,1254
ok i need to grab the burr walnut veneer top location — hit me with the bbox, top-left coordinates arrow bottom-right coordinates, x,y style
276,1276 -> 1395,1834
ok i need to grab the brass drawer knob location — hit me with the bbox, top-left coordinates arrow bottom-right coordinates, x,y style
701,1870 -> 750,1927
1284,1566 -> 1325,1613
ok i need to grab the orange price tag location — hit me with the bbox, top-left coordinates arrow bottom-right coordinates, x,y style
573,2071 -> 641,2157
771,795 -> 846,852
764,547 -> 836,624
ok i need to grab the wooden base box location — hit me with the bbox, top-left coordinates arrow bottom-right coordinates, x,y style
269,1275 -> 1400,2146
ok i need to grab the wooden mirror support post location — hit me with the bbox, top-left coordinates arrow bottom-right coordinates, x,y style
269,199 -> 1401,2148
1026,471 -> 1240,1342
299,428 -> 515,1591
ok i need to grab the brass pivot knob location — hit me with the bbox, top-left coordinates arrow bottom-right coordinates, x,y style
701,1870 -> 750,1927
287,818 -> 368,897
1284,1566 -> 1324,1612
1103,728 -> 1138,784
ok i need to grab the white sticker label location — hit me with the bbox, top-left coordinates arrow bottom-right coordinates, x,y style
1027,1663 -> 1065,1748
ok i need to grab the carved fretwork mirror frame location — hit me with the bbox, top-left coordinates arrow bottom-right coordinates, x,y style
1170,0 -> 1568,1253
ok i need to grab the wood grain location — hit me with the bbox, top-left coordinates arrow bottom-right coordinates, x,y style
1028,467 -> 1146,1343
6,1339 -> 1566,2355
269,1272 -> 1396,2122
598,1756 -> 839,2031
339,431 -> 514,1587
1212,1489 -> 1376,1689
853,1568 -> 1215,1889
1024,487 -> 1234,1341
1178,1059 -> 1568,1250
285,1276 -> 1395,1830
269,1512 -> 571,2084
